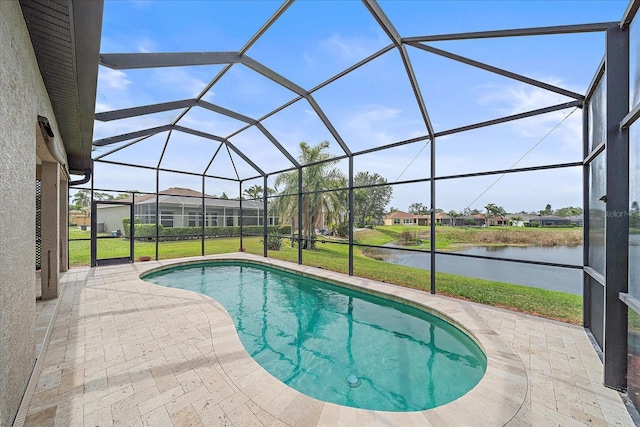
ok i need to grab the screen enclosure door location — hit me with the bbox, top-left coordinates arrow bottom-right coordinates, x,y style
91,201 -> 134,267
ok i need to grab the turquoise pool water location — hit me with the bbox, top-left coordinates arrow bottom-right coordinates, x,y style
143,262 -> 486,412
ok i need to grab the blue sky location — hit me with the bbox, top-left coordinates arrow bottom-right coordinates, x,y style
90,0 -> 629,214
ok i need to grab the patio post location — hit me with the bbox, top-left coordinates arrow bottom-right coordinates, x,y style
59,171 -> 68,272
40,161 -> 60,299
239,181 -> 243,251
298,167 -> 303,264
348,156 -> 354,276
263,175 -> 268,257
603,24 -> 630,390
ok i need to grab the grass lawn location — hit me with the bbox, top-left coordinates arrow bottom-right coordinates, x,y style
68,228 -> 582,324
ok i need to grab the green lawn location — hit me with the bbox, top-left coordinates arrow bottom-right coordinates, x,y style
68,228 -> 582,324
354,226 -> 450,249
69,231 -> 248,266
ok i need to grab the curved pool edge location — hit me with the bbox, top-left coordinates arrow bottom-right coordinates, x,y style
136,253 -> 527,425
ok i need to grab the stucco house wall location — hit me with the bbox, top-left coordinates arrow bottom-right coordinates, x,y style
0,2 -> 67,424
382,211 -> 429,226
97,204 -> 130,232
69,210 -> 91,227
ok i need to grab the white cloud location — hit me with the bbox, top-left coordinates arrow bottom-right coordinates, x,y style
308,32 -> 386,66
476,80 -> 582,151
179,112 -> 243,137
477,76 -> 575,113
151,68 -> 208,97
94,101 -> 112,114
136,36 -> 157,53
92,113 -> 172,141
201,90 -> 216,103
98,68 -> 132,90
343,105 -> 400,146
320,34 -> 355,59
338,104 -> 429,151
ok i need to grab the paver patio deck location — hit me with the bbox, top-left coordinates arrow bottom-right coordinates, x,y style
17,254 -> 636,426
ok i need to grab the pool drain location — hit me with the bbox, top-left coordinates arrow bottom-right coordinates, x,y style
347,373 -> 361,388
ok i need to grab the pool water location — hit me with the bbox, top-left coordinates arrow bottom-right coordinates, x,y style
143,262 -> 486,412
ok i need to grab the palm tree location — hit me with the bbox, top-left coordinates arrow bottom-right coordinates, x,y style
270,141 -> 344,249
243,184 -> 263,201
71,190 -> 91,225
71,189 -> 90,210
485,203 -> 506,226
448,210 -> 460,226
485,203 -> 497,226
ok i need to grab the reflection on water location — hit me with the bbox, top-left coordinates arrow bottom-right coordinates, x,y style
374,245 -> 583,295
145,264 -> 487,411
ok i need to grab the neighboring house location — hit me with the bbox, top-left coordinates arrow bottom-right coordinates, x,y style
69,209 -> 90,227
505,215 -> 526,227
459,214 -> 487,226
529,215 -> 572,227
569,215 -> 584,226
486,215 -> 509,226
382,210 -> 430,226
381,211 -> 453,226
95,188 -> 271,233
435,212 -> 453,226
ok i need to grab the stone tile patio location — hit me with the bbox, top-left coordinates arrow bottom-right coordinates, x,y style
17,254 -> 636,426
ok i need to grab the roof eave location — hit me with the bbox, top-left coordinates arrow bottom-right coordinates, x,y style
20,0 -> 103,176
71,0 -> 103,175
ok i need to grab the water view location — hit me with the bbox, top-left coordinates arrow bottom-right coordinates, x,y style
375,245 -> 583,295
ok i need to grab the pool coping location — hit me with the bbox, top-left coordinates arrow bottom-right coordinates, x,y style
137,253 -> 527,425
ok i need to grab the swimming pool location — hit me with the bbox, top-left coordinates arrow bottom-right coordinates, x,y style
143,261 -> 487,412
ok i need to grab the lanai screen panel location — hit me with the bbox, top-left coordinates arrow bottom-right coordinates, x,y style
90,0 -> 627,289
76,0 -> 640,407
94,1 -> 624,180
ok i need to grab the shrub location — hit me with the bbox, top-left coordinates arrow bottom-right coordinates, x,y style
261,231 -> 283,251
399,230 -> 418,245
122,221 -> 162,238
123,224 -> 283,240
333,222 -> 349,237
278,225 -> 292,235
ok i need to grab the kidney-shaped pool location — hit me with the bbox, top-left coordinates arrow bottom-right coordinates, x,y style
142,261 -> 486,412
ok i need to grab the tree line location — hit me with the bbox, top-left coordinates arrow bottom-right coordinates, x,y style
403,201 -> 583,219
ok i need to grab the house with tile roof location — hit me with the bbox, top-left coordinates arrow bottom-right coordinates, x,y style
382,210 -> 430,226
96,187 -> 269,233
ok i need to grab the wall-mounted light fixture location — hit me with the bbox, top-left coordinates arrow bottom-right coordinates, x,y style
37,115 -> 54,138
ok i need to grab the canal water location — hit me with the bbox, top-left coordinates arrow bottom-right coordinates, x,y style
374,245 -> 583,295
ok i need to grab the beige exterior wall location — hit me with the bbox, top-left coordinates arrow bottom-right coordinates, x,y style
0,2 -> 67,424
69,211 -> 91,227
97,205 -> 129,232
383,217 -> 424,226
40,162 -> 61,300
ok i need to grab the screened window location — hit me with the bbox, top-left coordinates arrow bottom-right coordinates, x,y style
160,211 -> 174,227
